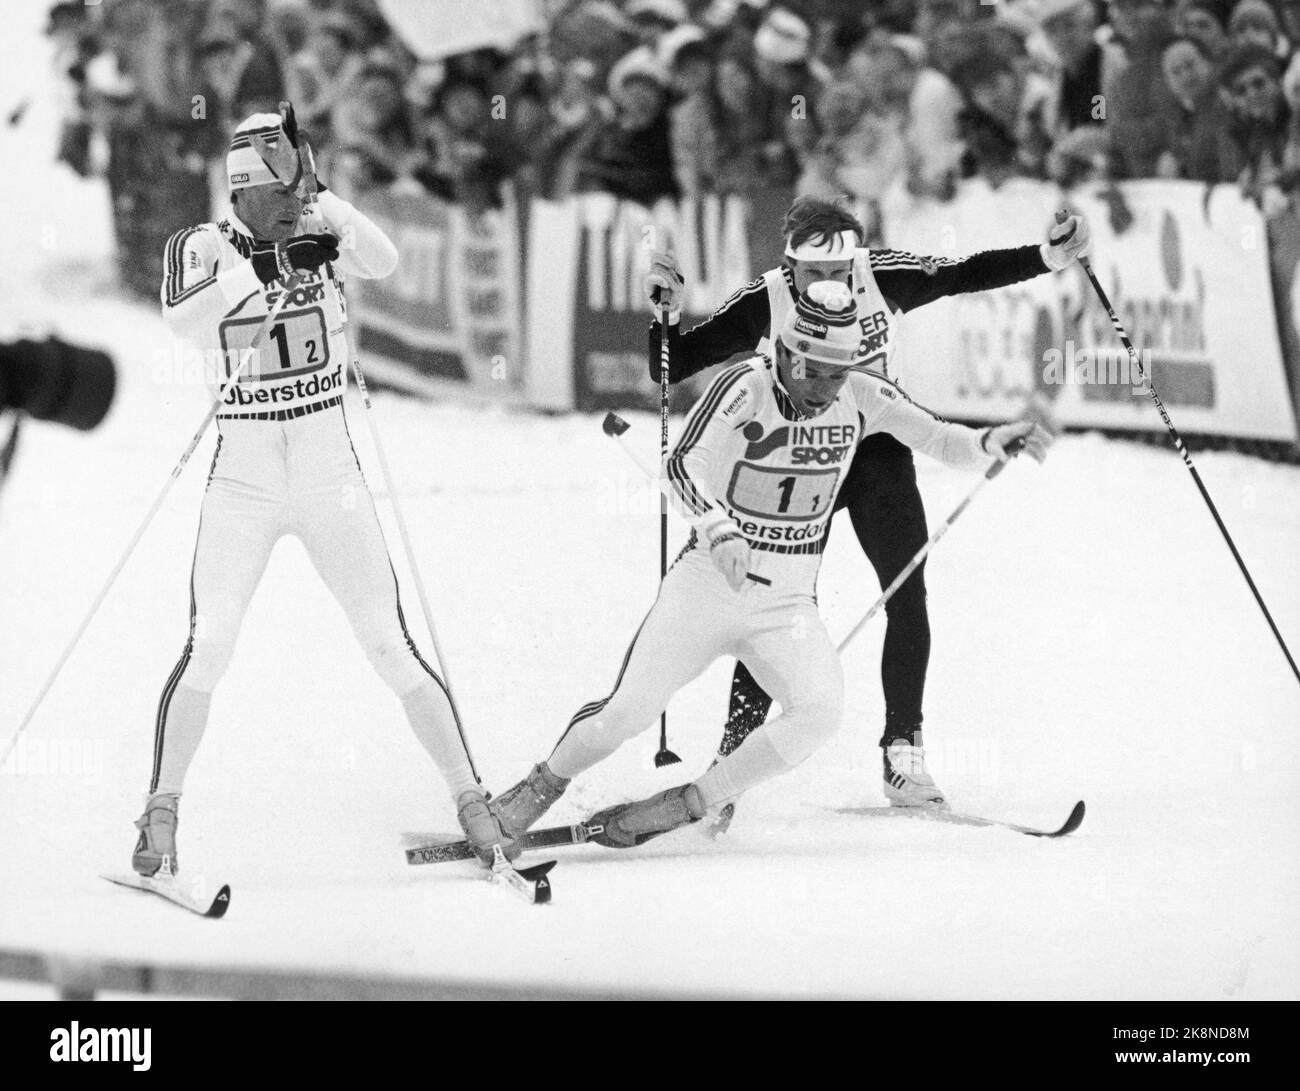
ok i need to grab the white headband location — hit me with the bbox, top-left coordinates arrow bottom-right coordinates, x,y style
227,114 -> 286,191
784,230 -> 857,262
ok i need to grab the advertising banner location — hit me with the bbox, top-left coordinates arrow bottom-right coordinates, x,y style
884,179 -> 1297,441
353,185 -> 524,399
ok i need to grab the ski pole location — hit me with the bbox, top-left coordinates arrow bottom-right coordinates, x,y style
835,453 -> 1014,654
344,334 -> 477,777
1077,241 -> 1299,687
652,300 -> 681,767
4,289 -> 293,765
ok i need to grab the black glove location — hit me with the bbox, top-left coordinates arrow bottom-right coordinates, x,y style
278,100 -> 299,148
250,233 -> 340,285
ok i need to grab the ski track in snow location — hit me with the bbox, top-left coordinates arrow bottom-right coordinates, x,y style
1,0 -> 1298,998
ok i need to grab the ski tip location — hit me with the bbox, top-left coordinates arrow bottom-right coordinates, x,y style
1057,799 -> 1086,836
489,859 -> 556,905
1027,800 -> 1086,838
206,884 -> 232,919
525,861 -> 555,905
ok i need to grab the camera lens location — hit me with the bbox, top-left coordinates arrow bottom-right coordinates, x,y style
0,338 -> 116,431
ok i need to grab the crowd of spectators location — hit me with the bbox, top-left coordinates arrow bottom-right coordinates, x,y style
45,0 -> 1300,226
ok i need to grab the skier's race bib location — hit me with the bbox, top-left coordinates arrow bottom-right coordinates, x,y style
726,463 -> 839,521
219,307 -> 331,381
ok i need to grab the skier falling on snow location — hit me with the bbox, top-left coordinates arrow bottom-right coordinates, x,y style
491,282 -> 1050,849
641,195 -> 1088,815
131,106 -> 517,879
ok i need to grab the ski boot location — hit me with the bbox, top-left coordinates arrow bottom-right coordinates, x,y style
590,784 -> 705,848
457,789 -> 520,865
132,792 -> 180,877
490,762 -> 569,839
883,732 -> 948,808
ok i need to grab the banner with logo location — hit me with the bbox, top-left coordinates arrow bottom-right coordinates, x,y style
350,185 -> 525,399
527,189 -> 795,413
883,179 -> 1298,442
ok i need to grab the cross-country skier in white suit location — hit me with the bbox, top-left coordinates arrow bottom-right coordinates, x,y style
491,282 -> 1050,847
132,107 -> 514,875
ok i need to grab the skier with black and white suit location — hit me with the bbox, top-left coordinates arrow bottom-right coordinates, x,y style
131,106 -> 517,879
640,195 -> 1088,813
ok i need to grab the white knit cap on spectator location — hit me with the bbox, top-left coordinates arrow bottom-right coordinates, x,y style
779,281 -> 863,367
754,7 -> 811,64
784,228 -> 857,262
608,45 -> 670,94
227,113 -> 288,192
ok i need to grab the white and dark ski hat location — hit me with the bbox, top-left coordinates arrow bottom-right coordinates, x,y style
226,112 -> 290,192
779,280 -> 862,367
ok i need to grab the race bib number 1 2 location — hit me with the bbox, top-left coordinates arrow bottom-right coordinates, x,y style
219,307 -> 330,381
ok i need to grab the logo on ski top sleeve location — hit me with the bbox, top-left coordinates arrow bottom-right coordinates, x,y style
719,385 -> 752,421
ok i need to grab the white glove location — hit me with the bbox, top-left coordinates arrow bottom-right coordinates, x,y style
246,122 -> 302,192
981,420 -> 1052,463
1040,209 -> 1090,271
703,517 -> 750,590
644,249 -> 685,317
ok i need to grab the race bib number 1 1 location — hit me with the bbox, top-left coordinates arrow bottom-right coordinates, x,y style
726,462 -> 839,521
219,307 -> 330,381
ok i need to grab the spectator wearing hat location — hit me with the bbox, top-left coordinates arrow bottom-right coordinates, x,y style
1228,0 -> 1284,55
1220,42 -> 1290,201
1173,0 -> 1230,59
751,8 -> 822,188
1156,35 -> 1245,180
579,47 -> 680,205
